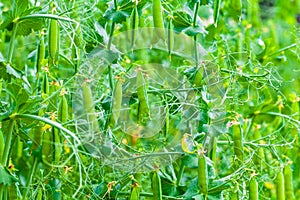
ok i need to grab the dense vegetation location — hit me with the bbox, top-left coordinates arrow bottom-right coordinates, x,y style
0,0 -> 299,199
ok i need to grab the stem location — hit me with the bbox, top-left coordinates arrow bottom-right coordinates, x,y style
113,0 -> 118,9
0,120 -> 14,200
176,159 -> 185,186
24,157 -> 38,198
19,14 -> 78,24
11,114 -> 80,143
1,120 -> 14,165
7,23 -> 18,63
193,2 -> 200,66
116,191 -> 183,199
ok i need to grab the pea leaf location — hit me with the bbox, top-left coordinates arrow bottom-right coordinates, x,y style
0,10 -> 14,31
12,0 -> 29,17
104,9 -> 130,23
0,165 -> 18,186
182,25 -> 208,36
17,18 -> 44,36
0,0 -> 43,36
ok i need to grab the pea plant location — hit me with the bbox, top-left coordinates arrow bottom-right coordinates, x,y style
0,0 -> 299,199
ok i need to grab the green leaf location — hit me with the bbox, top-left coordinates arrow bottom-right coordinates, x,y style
0,165 -> 18,186
104,9 -> 130,23
6,81 -> 29,109
182,26 -> 207,36
12,0 -> 29,18
6,64 -> 22,79
0,10 -> 14,31
16,18 -> 43,36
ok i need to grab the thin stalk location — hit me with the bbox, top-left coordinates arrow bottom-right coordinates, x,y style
11,114 -> 80,143
24,157 -> 38,198
0,120 -> 14,200
193,2 -> 200,66
1,120 -> 14,165
176,159 -> 185,186
7,23 -> 18,63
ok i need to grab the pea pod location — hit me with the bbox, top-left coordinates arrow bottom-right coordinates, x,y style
0,79 -> 2,97
41,72 -> 49,95
130,182 -> 141,200
253,128 -> 264,171
152,170 -> 162,200
284,164 -> 295,200
36,35 -> 45,73
130,3 -> 139,47
32,123 -> 43,152
16,136 -> 23,160
0,129 -> 4,162
111,79 -> 122,126
275,171 -> 285,200
58,94 -> 68,123
249,177 -> 258,200
53,125 -> 61,163
198,152 -> 208,196
232,124 -> 243,162
83,83 -> 100,133
167,18 -> 174,58
32,110 -> 44,152
152,0 -> 165,40
36,186 -> 43,200
42,130 -> 53,164
136,68 -> 150,124
49,19 -> 60,64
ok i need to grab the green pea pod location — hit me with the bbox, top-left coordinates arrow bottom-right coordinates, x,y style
118,175 -> 134,189
0,79 -> 2,97
284,164 -> 295,200
49,19 -> 60,64
53,125 -> 61,163
130,183 -> 141,200
193,67 -> 204,88
136,69 -> 150,124
0,129 -> 4,162
232,124 -> 243,162
16,136 -> 23,160
249,177 -> 258,200
36,35 -> 45,73
111,79 -> 122,125
32,123 -> 43,152
152,0 -> 165,41
130,5 -> 139,47
42,130 -> 53,164
83,83 -> 100,133
198,154 -> 208,196
213,0 -> 221,27
167,18 -> 174,57
58,94 -> 68,123
253,129 -> 264,171
36,186 -> 43,200
275,171 -> 285,200
152,170 -> 162,200
41,72 -> 49,95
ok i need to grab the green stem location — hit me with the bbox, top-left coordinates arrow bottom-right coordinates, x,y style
193,2 -> 200,66
176,159 -> 185,186
7,23 -> 18,64
19,14 -> 77,24
0,120 -> 14,200
1,120 -> 14,165
24,157 -> 38,198
11,114 -> 80,143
